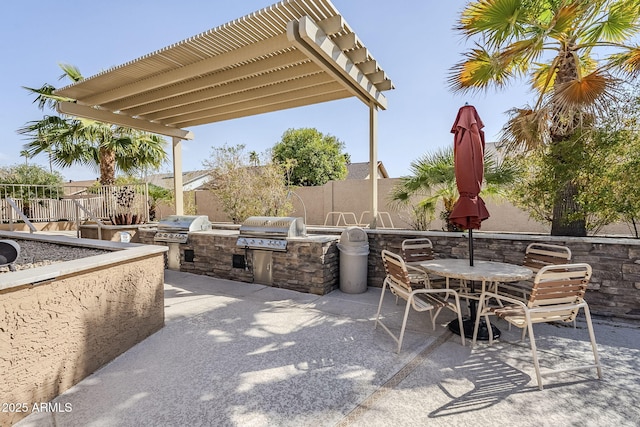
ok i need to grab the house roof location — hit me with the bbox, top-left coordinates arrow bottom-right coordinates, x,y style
346,161 -> 388,179
146,171 -> 211,190
52,0 -> 394,139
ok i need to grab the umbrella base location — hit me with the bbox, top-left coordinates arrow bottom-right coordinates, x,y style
448,318 -> 501,341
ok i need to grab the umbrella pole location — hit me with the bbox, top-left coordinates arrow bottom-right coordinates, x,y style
469,228 -> 474,266
468,227 -> 477,324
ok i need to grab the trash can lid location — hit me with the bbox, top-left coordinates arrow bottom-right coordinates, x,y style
339,226 -> 368,245
337,243 -> 369,254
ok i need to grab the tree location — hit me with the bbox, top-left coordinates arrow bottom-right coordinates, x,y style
0,164 -> 65,217
450,0 -> 640,236
19,150 -> 31,166
509,84 -> 640,237
570,86 -> 640,236
389,146 -> 519,231
0,164 -> 64,188
204,144 -> 293,223
18,63 -> 168,185
272,128 -> 350,186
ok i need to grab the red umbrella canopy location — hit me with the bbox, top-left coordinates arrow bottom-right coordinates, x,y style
448,105 -> 490,230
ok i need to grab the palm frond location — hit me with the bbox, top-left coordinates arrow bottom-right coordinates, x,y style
530,61 -> 557,94
582,1 -> 640,45
58,63 -> 83,83
457,0 -> 527,48
551,70 -> 621,115
499,37 -> 547,76
499,107 -> 551,152
605,46 -> 640,78
548,2 -> 585,38
449,46 -> 515,92
21,84 -> 69,111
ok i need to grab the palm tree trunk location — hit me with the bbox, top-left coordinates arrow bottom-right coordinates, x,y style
549,43 -> 587,237
99,147 -> 116,185
551,182 -> 586,236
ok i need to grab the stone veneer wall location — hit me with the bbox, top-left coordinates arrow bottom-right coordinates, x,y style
139,226 -> 640,319
349,229 -> 640,321
0,252 -> 165,426
139,230 -> 340,295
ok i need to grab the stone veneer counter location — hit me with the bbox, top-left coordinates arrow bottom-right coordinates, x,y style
139,228 -> 340,295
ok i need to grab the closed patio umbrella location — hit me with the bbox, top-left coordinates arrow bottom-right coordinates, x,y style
449,104 -> 489,257
448,104 -> 495,339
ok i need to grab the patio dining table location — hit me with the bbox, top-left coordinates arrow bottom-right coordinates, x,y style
419,259 -> 533,340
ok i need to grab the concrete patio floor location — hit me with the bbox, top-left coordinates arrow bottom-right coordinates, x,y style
16,270 -> 640,427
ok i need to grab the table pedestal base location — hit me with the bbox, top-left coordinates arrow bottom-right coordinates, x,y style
448,318 -> 501,341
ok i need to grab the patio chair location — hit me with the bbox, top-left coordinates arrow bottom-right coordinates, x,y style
497,243 -> 572,301
473,263 -> 602,390
374,250 -> 466,353
401,238 -> 436,288
402,238 -> 470,300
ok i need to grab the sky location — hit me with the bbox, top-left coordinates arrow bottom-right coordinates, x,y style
0,0 -> 534,182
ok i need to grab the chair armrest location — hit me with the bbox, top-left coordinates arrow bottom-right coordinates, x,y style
412,287 -> 460,298
478,291 -> 527,309
406,264 -> 426,275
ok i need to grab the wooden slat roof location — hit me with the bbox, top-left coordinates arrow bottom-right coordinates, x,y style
54,0 -> 394,140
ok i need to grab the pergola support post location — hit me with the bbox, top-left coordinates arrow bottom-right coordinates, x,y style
172,136 -> 184,215
369,103 -> 378,229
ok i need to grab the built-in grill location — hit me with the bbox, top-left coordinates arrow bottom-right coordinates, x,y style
237,216 -> 306,252
154,215 -> 211,243
236,216 -> 306,286
154,215 -> 211,270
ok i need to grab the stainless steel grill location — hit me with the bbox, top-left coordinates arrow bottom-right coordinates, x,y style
237,216 -> 306,251
154,215 -> 211,243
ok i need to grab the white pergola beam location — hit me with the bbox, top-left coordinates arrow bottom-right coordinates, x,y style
332,33 -> 358,50
345,47 -> 369,64
110,50 -> 310,113
375,80 -> 394,91
75,33 -> 291,106
368,70 -> 386,84
56,102 -> 194,140
139,63 -> 325,121
359,60 -> 378,74
287,16 -> 387,110
172,81 -> 346,127
317,15 -> 344,35
174,91 -> 351,128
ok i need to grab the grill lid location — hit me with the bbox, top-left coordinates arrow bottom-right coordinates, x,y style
239,216 -> 306,238
157,215 -> 211,232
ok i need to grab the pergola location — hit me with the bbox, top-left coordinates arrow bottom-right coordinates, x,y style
54,0 -> 394,225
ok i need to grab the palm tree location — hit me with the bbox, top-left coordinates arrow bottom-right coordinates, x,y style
389,147 -> 519,231
18,64 -> 168,185
19,150 -> 30,166
450,0 -> 640,236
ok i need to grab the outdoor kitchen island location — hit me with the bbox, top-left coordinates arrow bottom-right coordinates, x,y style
139,225 -> 340,295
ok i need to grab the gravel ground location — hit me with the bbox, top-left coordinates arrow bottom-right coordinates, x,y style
0,239 -> 109,273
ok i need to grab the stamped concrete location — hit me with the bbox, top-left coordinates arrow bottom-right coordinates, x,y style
15,270 -> 640,427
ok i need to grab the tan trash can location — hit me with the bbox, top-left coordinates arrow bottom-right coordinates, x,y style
337,227 -> 369,294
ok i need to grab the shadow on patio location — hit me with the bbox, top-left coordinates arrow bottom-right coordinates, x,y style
15,270 -> 640,427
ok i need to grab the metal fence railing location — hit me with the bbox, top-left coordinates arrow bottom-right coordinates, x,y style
0,183 -> 149,224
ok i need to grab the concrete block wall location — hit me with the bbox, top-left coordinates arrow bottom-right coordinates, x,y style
0,254 -> 165,426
